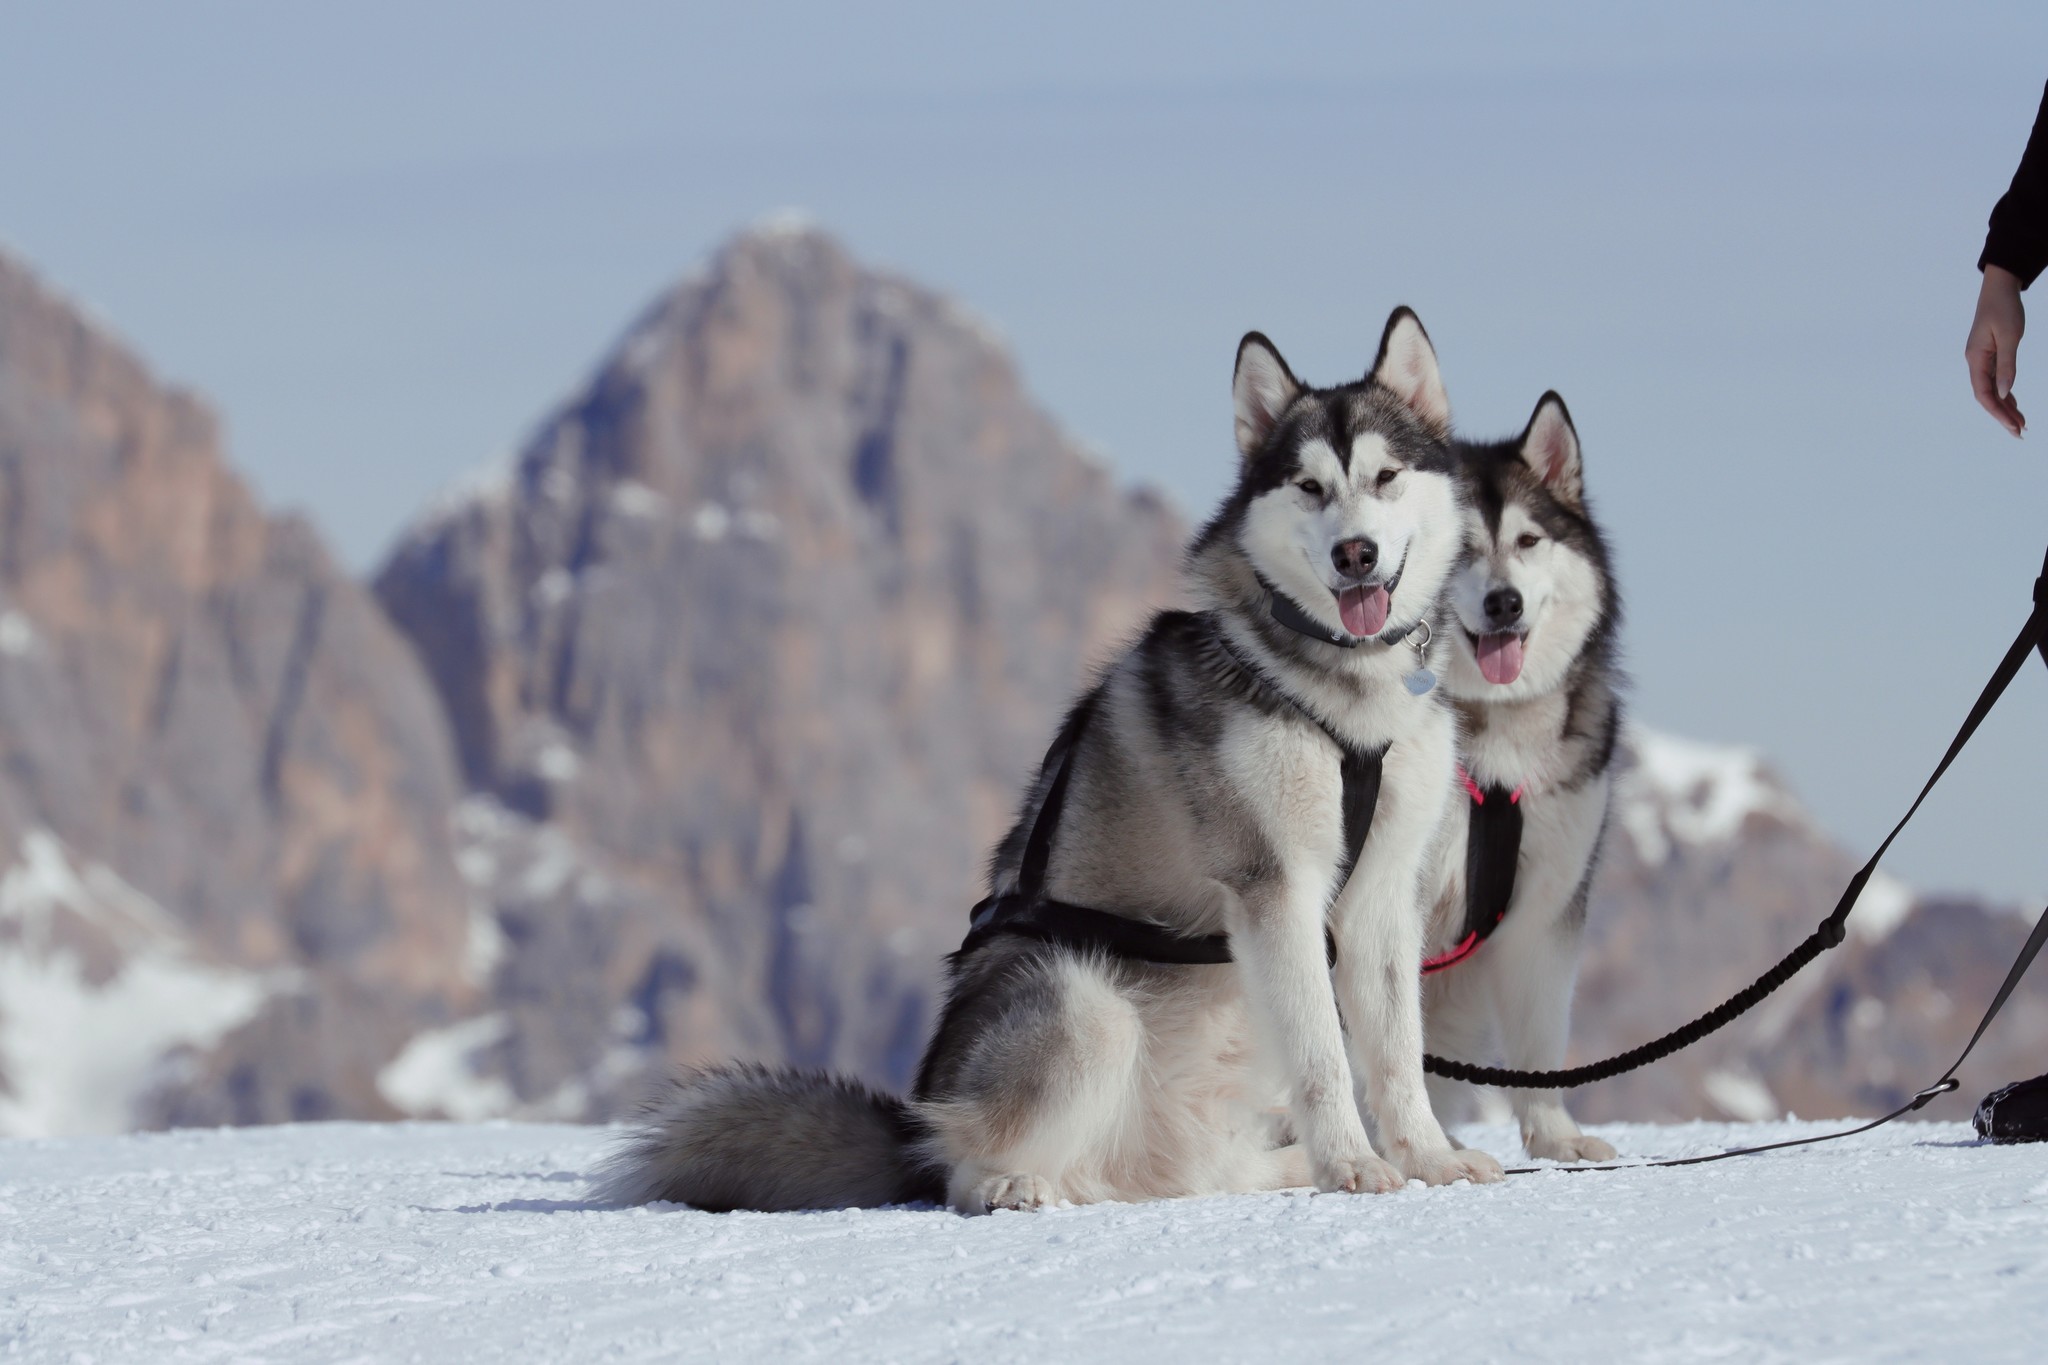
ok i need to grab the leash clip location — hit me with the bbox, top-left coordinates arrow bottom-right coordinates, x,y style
1908,1077 -> 1961,1111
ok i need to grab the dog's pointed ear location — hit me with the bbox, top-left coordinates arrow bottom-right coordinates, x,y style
1233,332 -> 1301,460
1367,307 -> 1450,433
1518,391 -> 1583,505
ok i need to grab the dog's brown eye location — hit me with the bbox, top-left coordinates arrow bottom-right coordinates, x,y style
1297,479 -> 1324,499
1517,533 -> 1542,550
1376,468 -> 1399,487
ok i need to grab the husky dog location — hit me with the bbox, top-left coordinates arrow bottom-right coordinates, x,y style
1420,393 -> 1622,1163
596,309 -> 1504,1214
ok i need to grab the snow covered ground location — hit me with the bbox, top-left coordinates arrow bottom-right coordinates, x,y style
4,1119 -> 2044,1363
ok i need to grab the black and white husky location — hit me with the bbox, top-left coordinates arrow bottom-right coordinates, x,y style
596,310 -> 1505,1213
1421,393 -> 1623,1162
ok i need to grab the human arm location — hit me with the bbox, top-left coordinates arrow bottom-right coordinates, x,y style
1968,81 -> 2048,437
1967,264 -> 2026,437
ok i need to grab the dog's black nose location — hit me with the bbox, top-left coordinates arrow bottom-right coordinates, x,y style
1330,538 -> 1378,579
1483,586 -> 1524,627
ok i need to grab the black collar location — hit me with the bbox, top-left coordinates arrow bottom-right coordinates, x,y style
1258,574 -> 1420,649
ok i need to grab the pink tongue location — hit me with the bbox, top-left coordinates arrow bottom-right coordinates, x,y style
1476,632 -> 1525,685
1336,585 -> 1390,637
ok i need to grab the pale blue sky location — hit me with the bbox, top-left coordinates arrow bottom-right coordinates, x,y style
5,3 -> 2048,902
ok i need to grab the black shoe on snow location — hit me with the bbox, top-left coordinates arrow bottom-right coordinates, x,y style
1974,1072 -> 2048,1143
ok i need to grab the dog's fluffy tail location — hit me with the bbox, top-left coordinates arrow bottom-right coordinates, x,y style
593,1064 -> 945,1211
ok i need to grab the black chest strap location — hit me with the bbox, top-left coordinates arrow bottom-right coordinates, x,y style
961,895 -> 1235,964
1421,768 -> 1524,975
962,629 -> 1385,967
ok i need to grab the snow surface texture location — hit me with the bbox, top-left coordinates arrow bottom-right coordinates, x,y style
3,1120 -> 2043,1362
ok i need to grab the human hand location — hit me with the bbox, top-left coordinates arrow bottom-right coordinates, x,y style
1967,264 -> 2027,437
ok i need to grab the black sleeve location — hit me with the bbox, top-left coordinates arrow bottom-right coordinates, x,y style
1980,81 -> 2048,288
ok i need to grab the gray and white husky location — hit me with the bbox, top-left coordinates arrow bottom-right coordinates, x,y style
1421,392 -> 1622,1162
596,309 -> 1505,1213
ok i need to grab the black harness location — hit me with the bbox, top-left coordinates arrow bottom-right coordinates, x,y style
958,620 -> 1387,966
1422,770 -> 1524,975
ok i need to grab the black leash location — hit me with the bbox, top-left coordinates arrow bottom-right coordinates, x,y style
1426,546 -> 2048,1090
1503,897 -> 2048,1174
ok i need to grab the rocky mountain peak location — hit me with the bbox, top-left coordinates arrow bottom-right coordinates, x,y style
0,248 -> 477,1133
372,224 -> 1183,1099
0,252 -> 263,596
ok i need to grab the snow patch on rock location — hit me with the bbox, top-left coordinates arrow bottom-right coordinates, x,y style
692,502 -> 732,541
1702,1068 -> 1781,1122
1617,724 -> 1810,864
0,830 -> 278,1136
535,742 -> 580,783
531,568 -> 575,608
0,610 -> 37,657
461,899 -> 507,987
615,323 -> 670,376
376,1014 -> 516,1122
399,454 -> 517,545
749,207 -> 822,241
1846,869 -> 1916,941
609,481 -> 666,519
939,295 -> 1010,357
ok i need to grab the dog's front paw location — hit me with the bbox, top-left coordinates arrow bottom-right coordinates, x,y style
1313,1149 -> 1405,1195
972,1172 -> 1057,1214
1526,1132 -> 1616,1163
1399,1146 -> 1505,1187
